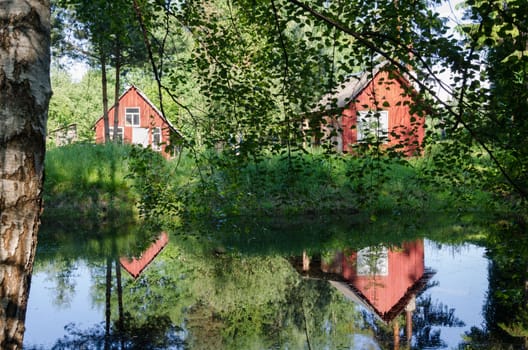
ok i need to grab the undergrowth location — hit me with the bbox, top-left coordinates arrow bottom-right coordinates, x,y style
43,143 -> 505,223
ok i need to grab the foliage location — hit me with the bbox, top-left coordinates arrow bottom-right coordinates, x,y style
53,0 -> 156,143
48,0 -> 528,219
47,68 -> 108,142
473,0 -> 528,199
125,145 -> 181,225
43,142 -> 501,227
44,143 -> 185,227
176,148 -> 499,219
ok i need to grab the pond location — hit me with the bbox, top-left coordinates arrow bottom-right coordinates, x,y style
22,213 -> 526,349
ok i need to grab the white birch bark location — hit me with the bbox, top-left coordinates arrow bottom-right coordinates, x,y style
0,1 -> 51,348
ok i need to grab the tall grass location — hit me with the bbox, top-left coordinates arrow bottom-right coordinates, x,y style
43,143 -> 502,222
43,143 -> 136,219
183,148 -> 501,218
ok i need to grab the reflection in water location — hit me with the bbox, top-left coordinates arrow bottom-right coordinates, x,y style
25,225 -> 182,349
23,215 -> 528,349
120,232 -> 169,279
290,240 -> 468,349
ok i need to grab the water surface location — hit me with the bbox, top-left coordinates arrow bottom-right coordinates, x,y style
23,214 -> 524,349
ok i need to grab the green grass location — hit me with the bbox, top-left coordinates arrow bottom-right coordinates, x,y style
43,142 -> 137,220
43,143 -> 506,223
183,149 -> 501,218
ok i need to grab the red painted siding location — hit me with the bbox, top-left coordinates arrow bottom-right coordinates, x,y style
340,71 -> 425,155
342,240 -> 425,316
120,232 -> 169,279
94,86 -> 175,157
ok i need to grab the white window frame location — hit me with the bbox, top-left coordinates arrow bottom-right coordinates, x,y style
108,126 -> 124,142
152,127 -> 162,151
357,110 -> 389,143
125,107 -> 141,127
356,246 -> 389,276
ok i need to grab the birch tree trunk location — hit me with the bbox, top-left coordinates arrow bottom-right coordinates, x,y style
0,1 -> 51,349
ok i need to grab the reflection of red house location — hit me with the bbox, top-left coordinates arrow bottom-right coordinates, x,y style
341,241 -> 431,322
94,86 -> 180,157
291,240 -> 434,324
120,232 -> 169,279
313,64 -> 425,156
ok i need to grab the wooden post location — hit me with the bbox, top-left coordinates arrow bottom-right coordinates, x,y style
302,251 -> 310,271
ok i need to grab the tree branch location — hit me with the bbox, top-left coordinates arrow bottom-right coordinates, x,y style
287,0 -> 527,198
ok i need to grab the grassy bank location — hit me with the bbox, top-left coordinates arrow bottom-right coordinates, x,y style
43,143 -> 505,224
186,149 -> 501,218
43,143 -> 136,220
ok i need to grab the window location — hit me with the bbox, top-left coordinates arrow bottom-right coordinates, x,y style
152,127 -> 162,150
108,127 -> 123,142
356,246 -> 389,276
357,110 -> 389,142
125,107 -> 140,126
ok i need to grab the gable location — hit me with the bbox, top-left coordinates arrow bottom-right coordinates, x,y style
316,64 -> 415,114
94,86 -> 178,133
313,64 -> 425,155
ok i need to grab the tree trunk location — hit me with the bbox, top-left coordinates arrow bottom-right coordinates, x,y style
115,259 -> 124,349
101,53 -> 110,142
105,257 -> 112,350
0,1 -> 51,349
112,43 -> 121,142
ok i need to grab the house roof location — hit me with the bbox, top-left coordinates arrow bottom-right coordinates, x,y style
120,232 -> 169,279
318,70 -> 379,110
94,85 -> 183,137
331,270 -> 435,324
315,63 -> 412,112
289,252 -> 435,324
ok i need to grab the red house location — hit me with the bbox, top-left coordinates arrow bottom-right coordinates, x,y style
291,238 -> 435,348
313,64 -> 425,155
94,85 -> 180,157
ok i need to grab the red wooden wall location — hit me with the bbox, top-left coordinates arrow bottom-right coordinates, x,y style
340,71 -> 425,155
341,240 -> 425,316
94,86 -> 173,157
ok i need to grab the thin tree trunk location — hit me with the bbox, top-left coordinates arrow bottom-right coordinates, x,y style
105,257 -> 112,350
115,259 -> 124,349
0,1 -> 51,349
101,53 -> 110,143
112,43 -> 121,142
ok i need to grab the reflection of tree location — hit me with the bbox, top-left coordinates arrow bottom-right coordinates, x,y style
281,278 -> 370,350
49,245 -> 184,349
41,258 -> 79,308
50,314 -> 184,349
35,218 -> 160,314
104,257 -> 112,350
31,217 -> 499,348
115,259 -> 124,349
459,220 -> 528,349
175,249 -> 371,350
412,294 -> 465,349
367,291 -> 465,350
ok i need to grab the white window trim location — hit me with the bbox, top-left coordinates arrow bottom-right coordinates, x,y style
108,126 -> 124,142
356,246 -> 389,276
152,127 -> 162,151
357,110 -> 389,143
125,107 -> 141,127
